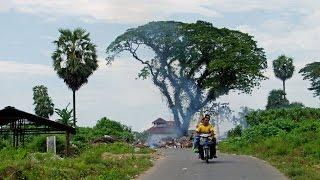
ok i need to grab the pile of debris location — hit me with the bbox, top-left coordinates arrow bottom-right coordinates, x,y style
149,136 -> 193,149
91,135 -> 118,144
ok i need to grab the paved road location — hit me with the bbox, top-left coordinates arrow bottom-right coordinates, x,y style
139,149 -> 287,180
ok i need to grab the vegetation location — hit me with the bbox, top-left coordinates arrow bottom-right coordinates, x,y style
32,85 -> 54,118
55,103 -> 73,126
52,28 -> 98,127
272,55 -> 295,98
106,20 -> 267,135
299,62 -> 320,98
73,117 -> 135,150
0,143 -> 153,179
0,116 -> 153,179
266,89 -> 289,109
220,108 -> 320,179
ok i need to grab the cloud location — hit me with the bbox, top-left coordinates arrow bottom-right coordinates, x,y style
4,0 -> 218,23
0,0 -> 318,25
0,60 -> 54,75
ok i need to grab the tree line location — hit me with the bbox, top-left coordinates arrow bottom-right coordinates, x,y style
32,21 -> 320,136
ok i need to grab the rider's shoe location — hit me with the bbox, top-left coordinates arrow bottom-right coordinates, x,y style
213,155 -> 218,158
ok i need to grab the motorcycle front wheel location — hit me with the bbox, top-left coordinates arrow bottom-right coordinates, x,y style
204,148 -> 209,163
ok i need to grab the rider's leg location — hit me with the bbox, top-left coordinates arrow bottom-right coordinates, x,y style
193,136 -> 200,153
212,137 -> 217,158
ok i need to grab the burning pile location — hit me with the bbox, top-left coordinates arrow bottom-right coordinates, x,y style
142,136 -> 193,149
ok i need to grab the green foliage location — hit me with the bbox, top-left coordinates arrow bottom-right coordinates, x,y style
55,103 -> 73,126
93,117 -> 134,142
26,135 -> 66,154
0,139 -> 10,149
246,107 -> 320,126
32,85 -> 54,118
227,125 -> 242,138
299,61 -> 320,97
241,124 -> 284,143
288,102 -> 305,108
220,108 -> 320,179
272,55 -> 294,83
266,89 -> 289,109
72,117 -> 135,149
52,28 -> 98,92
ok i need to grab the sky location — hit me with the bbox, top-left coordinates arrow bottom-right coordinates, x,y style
1,0 -> 320,132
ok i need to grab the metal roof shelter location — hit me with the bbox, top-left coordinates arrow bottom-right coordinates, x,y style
0,106 -> 75,155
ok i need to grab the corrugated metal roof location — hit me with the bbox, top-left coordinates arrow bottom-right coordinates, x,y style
0,106 -> 75,133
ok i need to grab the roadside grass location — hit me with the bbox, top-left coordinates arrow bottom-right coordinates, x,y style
219,120 -> 320,180
0,142 -> 154,179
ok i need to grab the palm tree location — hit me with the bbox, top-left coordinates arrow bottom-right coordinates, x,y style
272,55 -> 295,99
52,28 -> 98,127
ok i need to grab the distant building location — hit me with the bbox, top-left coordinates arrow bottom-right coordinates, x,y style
146,118 -> 177,147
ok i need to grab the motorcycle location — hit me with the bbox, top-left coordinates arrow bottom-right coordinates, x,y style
198,133 -> 215,163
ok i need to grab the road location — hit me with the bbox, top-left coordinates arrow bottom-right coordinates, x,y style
138,149 -> 287,180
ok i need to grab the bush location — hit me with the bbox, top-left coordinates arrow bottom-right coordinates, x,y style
220,108 -> 320,179
27,135 -> 66,154
246,107 -> 320,126
227,125 -> 242,138
93,117 -> 134,142
0,139 -> 10,149
241,124 -> 284,143
72,117 -> 135,151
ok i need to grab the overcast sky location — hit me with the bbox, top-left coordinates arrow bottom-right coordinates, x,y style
1,0 -> 320,132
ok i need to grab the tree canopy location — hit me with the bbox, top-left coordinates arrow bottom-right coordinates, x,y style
106,21 -> 267,135
32,85 -> 54,119
299,62 -> 320,98
266,89 -> 289,109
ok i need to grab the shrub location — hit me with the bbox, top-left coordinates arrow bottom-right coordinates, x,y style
241,124 -> 284,143
93,117 -> 134,142
27,135 -> 66,154
227,125 -> 243,138
246,108 -> 320,126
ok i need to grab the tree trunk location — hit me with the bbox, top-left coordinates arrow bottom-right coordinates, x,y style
73,90 -> 76,127
283,80 -> 286,99
215,115 -> 220,142
178,113 -> 194,137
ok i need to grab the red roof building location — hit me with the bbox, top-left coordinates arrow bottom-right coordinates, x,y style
146,118 -> 178,147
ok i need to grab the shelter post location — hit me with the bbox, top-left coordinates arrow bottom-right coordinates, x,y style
66,131 -> 71,156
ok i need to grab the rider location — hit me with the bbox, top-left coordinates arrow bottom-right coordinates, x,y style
193,114 -> 217,158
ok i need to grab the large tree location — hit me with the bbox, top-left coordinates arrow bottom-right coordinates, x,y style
273,55 -> 295,98
52,28 -> 98,127
33,85 -> 54,118
266,89 -> 289,109
299,62 -> 320,99
106,21 -> 267,135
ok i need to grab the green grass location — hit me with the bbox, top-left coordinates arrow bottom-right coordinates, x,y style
220,108 -> 320,180
0,142 -> 154,179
